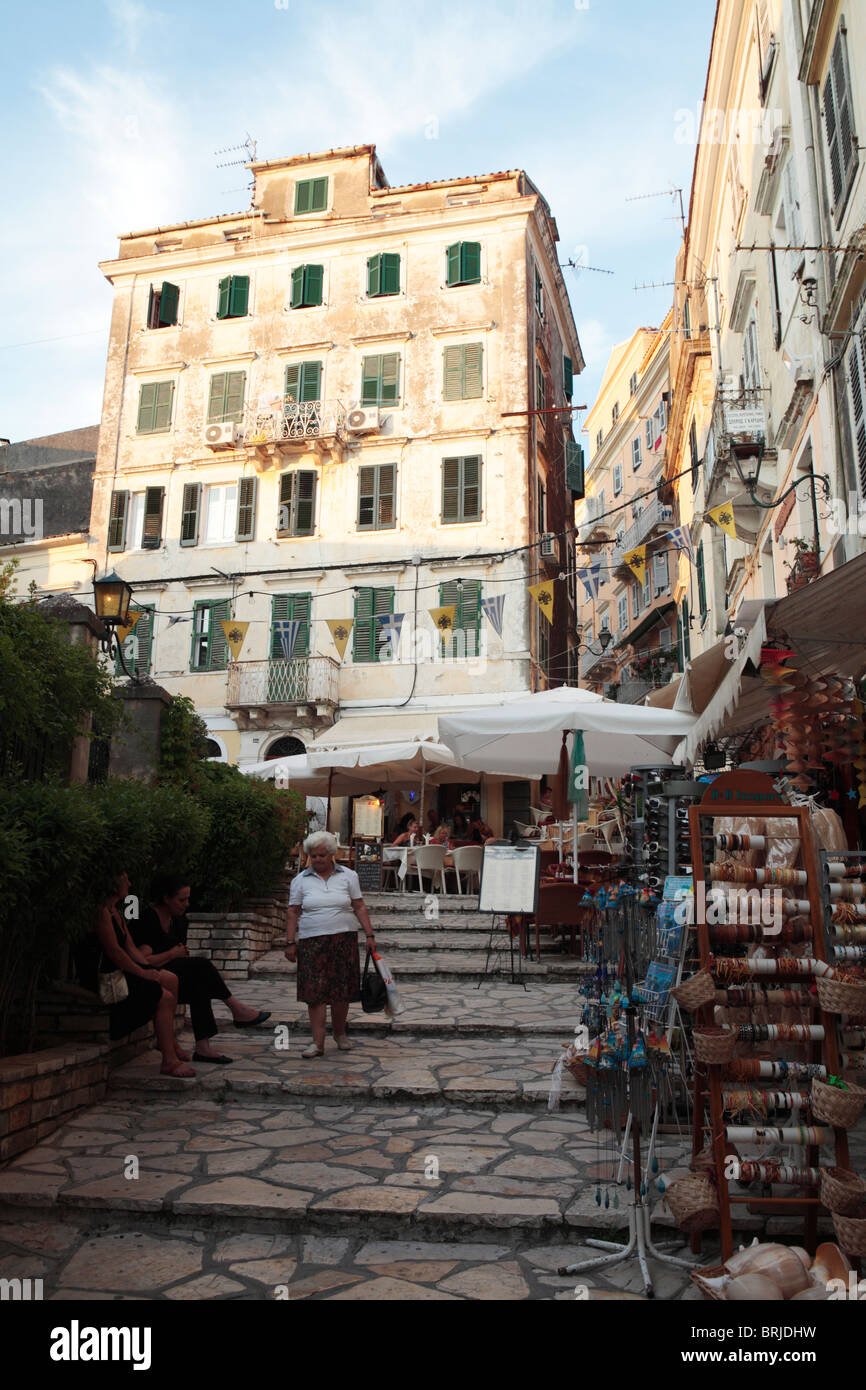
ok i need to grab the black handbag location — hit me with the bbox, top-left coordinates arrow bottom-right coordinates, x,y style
361,948 -> 387,1014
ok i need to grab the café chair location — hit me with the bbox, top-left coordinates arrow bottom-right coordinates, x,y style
411,844 -> 447,896
450,845 -> 482,895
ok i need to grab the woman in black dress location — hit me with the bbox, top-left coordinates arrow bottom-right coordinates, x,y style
131,872 -> 270,1064
95,871 -> 194,1077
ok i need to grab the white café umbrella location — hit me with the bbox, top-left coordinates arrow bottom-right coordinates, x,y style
439,687 -> 697,881
307,739 -> 479,830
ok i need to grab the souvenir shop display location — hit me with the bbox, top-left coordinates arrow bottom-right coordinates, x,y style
690,1238 -> 857,1301
686,771 -> 855,1261
623,766 -> 703,903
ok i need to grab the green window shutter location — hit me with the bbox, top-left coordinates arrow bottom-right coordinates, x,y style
209,599 -> 230,671
563,355 -> 574,398
361,355 -> 380,405
442,457 -> 461,521
159,282 -> 179,326
285,363 -> 301,403
565,441 -> 585,499
152,380 -> 173,431
292,593 -> 311,657
228,275 -> 249,317
303,264 -> 323,306
290,267 -> 304,309
311,177 -> 328,212
191,601 -> 209,670
443,345 -> 464,400
367,254 -> 381,297
380,353 -> 399,404
696,542 -> 707,617
459,580 -> 482,656
462,455 -> 481,520
277,472 -> 293,534
358,465 -> 377,529
300,361 -> 321,401
381,252 -> 400,295
353,586 -> 374,662
180,482 -> 201,546
270,594 -> 290,658
461,241 -> 481,283
108,491 -> 129,551
294,471 -> 316,535
377,464 -> 395,528
463,343 -> 483,398
141,487 -> 164,549
217,276 -> 231,319
236,476 -> 257,541
208,374 -> 226,424
446,243 -> 460,286
137,382 -> 157,432
295,180 -> 312,214
224,371 -> 246,423
373,586 -> 395,662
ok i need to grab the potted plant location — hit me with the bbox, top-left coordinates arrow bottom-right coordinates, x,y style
784,538 -> 820,593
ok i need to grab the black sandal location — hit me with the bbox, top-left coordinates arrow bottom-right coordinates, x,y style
233,1010 -> 271,1029
192,1052 -> 233,1064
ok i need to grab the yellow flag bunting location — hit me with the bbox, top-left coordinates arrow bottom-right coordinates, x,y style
428,606 -> 457,643
708,502 -> 738,539
116,610 -> 143,645
623,544 -> 647,583
220,619 -> 249,662
528,581 -> 555,624
326,618 -> 354,661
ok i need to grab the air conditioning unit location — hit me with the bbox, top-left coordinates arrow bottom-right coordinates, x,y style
346,406 -> 380,434
204,422 -> 240,449
539,533 -> 558,560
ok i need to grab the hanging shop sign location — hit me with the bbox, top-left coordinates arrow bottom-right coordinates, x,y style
699,770 -> 784,808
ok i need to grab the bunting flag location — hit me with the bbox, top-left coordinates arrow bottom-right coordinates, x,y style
528,581 -> 555,624
708,502 -> 738,539
428,606 -> 457,644
326,618 -> 353,661
665,525 -> 694,564
577,564 -> 601,603
220,619 -> 249,662
481,594 -> 505,638
376,612 -> 405,653
116,610 -> 143,645
274,619 -> 304,662
623,544 -> 647,583
568,730 -> 589,817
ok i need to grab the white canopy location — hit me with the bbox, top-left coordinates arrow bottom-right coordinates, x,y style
438,686 -> 697,778
307,739 -> 475,787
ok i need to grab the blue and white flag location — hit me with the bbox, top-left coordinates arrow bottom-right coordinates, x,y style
480,594 -> 505,638
666,526 -> 694,564
376,612 -> 405,653
274,619 -> 303,662
577,564 -> 602,603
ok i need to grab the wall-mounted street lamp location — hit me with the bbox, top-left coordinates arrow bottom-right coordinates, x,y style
577,628 -> 614,658
92,569 -> 135,678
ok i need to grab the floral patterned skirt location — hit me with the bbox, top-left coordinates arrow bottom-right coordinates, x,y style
296,931 -> 362,1006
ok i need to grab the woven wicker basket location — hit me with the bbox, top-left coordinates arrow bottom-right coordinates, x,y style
694,1026 -> 737,1065
565,1056 -> 588,1087
672,969 -> 716,1011
811,1078 -> 866,1129
690,1263 -> 729,1301
820,1166 -> 866,1216
816,975 -> 866,1015
664,1171 -> 720,1233
832,1209 -> 866,1256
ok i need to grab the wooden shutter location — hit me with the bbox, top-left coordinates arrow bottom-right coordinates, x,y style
224,371 -> 246,422
311,177 -> 328,211
147,286 -> 159,330
117,605 -> 153,677
180,482 -> 201,546
461,242 -> 481,283
565,441 -> 584,499
367,254 -> 381,297
300,361 -> 321,401
381,252 -> 400,295
108,491 -> 129,551
446,243 -> 460,286
236,476 -> 257,541
563,355 -> 574,398
373,586 -> 395,662
361,356 -> 380,405
137,382 -> 157,432
696,542 -> 707,616
191,602 -> 208,670
353,587 -> 374,662
208,374 -> 226,424
277,472 -> 293,534
358,465 -> 377,528
443,345 -> 464,400
294,471 -> 316,535
217,277 -> 231,319
462,456 -> 481,520
270,593 -> 289,657
228,275 -> 249,317
290,267 -> 304,309
463,343 -> 483,399
824,62 -> 842,205
377,464 -> 396,527
440,579 -> 481,657
142,487 -> 164,549
848,331 -> 866,499
295,180 -> 312,214
292,593 -> 311,657
153,381 -> 173,430
380,353 -> 399,404
285,363 -> 300,403
209,599 -> 230,670
304,264 -> 323,306
159,282 -> 179,326
441,457 -> 461,520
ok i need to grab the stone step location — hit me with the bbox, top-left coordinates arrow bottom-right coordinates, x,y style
364,894 -> 481,914
250,949 -> 592,982
311,930 -> 573,955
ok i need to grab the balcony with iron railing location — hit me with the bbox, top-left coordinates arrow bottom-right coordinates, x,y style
580,643 -> 617,681
226,656 -> 340,730
242,399 -> 349,463
610,497 -> 675,575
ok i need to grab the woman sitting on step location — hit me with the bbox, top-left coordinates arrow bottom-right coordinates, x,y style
130,872 -> 270,1065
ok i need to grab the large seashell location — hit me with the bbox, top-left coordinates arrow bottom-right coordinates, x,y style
810,1242 -> 852,1287
789,1247 -> 811,1272
745,1245 -> 812,1298
724,1239 -> 762,1276
792,1285 -> 830,1300
726,1272 -> 784,1301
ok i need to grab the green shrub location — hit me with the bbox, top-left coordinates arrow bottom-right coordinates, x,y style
187,763 -> 305,911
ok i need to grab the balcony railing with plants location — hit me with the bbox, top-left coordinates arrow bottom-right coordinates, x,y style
242,399 -> 348,448
226,656 -> 340,709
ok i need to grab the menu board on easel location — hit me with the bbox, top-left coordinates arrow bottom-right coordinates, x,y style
479,843 -> 541,916
354,839 -> 382,893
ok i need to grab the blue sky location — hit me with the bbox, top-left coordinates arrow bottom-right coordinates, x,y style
0,0 -> 715,444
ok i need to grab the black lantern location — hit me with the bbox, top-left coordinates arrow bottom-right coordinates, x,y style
730,438 -> 765,493
93,570 -> 135,677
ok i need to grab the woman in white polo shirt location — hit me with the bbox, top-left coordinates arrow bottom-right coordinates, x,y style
285,831 -> 376,1058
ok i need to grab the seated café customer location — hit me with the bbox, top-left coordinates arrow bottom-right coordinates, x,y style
470,814 -> 495,845
538,786 -> 556,826
92,871 -> 194,1078
430,821 -> 451,844
391,817 -> 419,846
451,811 -> 473,845
131,872 -> 270,1064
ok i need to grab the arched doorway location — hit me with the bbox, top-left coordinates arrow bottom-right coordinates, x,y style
265,735 -> 306,760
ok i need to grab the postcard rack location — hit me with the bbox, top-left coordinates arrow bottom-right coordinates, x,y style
686,783 -> 851,1260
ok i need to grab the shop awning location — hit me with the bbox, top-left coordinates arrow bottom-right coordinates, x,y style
307,711 -> 441,749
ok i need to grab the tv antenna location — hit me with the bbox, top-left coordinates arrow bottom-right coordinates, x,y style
215,134 -> 258,168
561,259 -> 615,276
626,184 -> 686,237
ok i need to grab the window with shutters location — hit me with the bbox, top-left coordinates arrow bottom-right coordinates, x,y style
611,401 -> 620,426
361,353 -> 400,406
270,593 -> 311,659
596,429 -> 604,452
657,398 -> 667,432
216,275 -> 249,320
108,491 -> 129,551
443,343 -> 483,401
565,440 -> 585,499
180,483 -> 201,547
367,252 -> 400,297
612,463 -> 623,495
203,483 -> 238,544
617,594 -> 628,632
290,264 -> 324,309
357,464 -> 396,530
190,599 -> 231,671
696,541 -> 708,618
535,362 -> 547,416
534,267 -> 545,317
629,371 -> 638,396
353,586 -> 395,663
277,470 -> 317,536
136,380 -> 174,434
632,437 -> 641,470
743,318 -> 761,392
284,360 -> 322,405
441,455 -> 482,523
141,487 -> 164,550
653,549 -> 668,595
147,282 -> 179,329
445,241 -> 481,286
645,418 -> 654,451
690,419 -> 700,484
822,24 -> 858,220
116,605 -> 154,678
294,177 -> 328,215
236,476 -> 257,542
683,295 -> 691,340
439,579 -> 482,660
564,355 -> 574,399
536,605 -> 549,676
207,371 -> 246,425
846,316 -> 866,499
537,479 -> 546,534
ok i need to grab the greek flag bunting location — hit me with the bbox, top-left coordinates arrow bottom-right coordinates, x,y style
274,619 -> 304,662
665,525 -> 694,564
480,594 -> 505,638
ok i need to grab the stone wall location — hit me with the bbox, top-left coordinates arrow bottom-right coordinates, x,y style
185,875 -> 292,980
